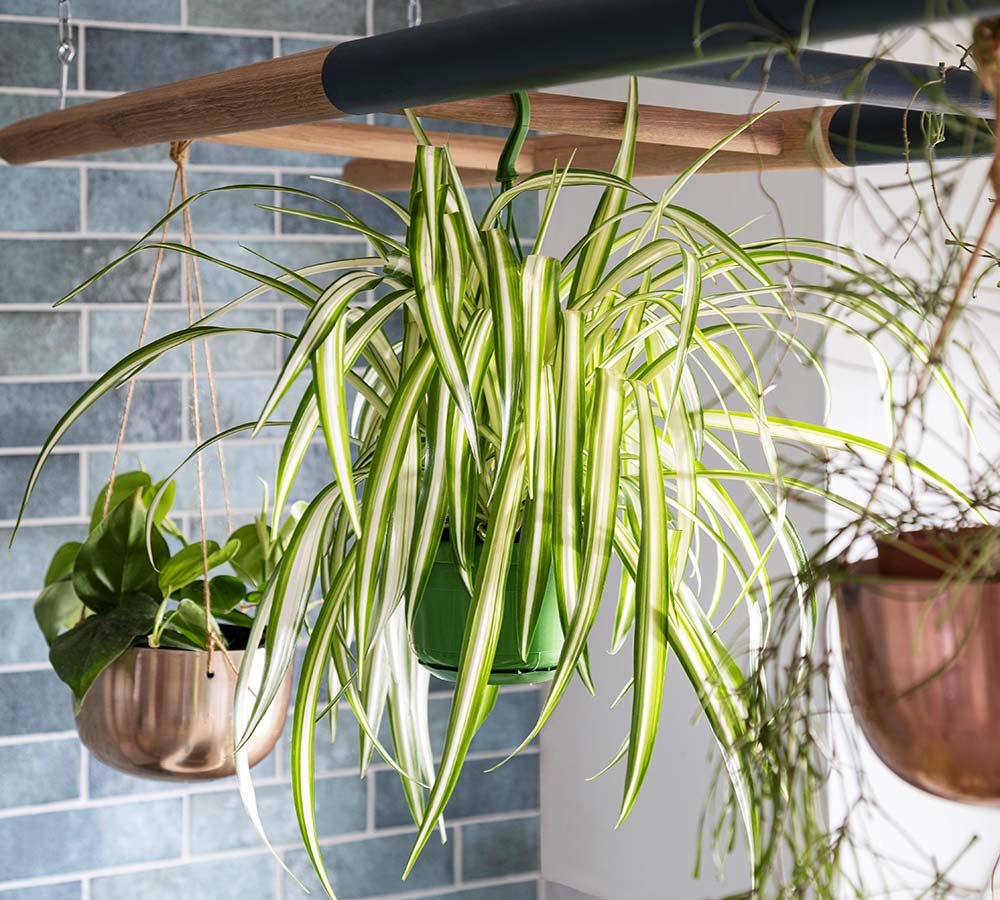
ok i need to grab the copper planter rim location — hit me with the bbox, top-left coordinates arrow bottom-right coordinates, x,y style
836,559 -> 1000,805
75,645 -> 291,782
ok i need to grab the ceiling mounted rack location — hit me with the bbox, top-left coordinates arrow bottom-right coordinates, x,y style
0,0 -> 996,188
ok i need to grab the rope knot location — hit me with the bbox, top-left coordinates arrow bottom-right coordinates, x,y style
169,139 -> 192,167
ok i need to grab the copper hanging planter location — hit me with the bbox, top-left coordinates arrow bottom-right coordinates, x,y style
836,538 -> 1000,805
75,647 -> 292,781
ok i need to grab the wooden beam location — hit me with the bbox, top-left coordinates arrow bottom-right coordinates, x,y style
206,120 -> 533,173
409,92 -> 785,156
534,106 -> 842,176
342,107 -> 844,192
343,159 -> 494,192
0,47 -> 340,165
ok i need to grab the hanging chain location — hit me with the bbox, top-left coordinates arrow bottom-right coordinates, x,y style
56,0 -> 75,110
407,0 -> 422,28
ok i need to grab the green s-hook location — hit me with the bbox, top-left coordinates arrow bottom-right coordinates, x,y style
496,91 -> 531,193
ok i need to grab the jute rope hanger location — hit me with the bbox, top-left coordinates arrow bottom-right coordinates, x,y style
101,139 -> 236,678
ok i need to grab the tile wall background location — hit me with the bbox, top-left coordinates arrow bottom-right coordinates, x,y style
0,0 -> 543,897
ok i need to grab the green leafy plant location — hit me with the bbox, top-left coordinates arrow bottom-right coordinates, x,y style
15,81 -> 972,896
34,468 -> 300,705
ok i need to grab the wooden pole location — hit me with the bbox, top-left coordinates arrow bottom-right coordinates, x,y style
206,120 -> 533,173
343,159 -> 494,191
0,47 -> 340,165
407,92 -> 784,155
342,107 -> 843,191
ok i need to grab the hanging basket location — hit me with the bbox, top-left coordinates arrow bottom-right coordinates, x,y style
75,647 -> 291,781
836,555 -> 1000,804
410,539 -> 564,685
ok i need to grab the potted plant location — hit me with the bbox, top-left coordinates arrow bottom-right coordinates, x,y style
32,466 -> 298,780
835,525 -> 1000,804
12,82 -> 972,894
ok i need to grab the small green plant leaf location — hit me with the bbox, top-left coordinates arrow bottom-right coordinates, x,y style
618,381 -> 669,825
34,579 -> 84,645
49,593 -> 159,705
176,575 -> 247,614
44,541 -> 82,586
89,471 -> 152,530
158,538 -> 241,598
73,491 -> 169,613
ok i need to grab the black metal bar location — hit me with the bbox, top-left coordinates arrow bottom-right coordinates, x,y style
829,104 -> 994,166
323,0 -> 1000,115
658,50 -> 993,116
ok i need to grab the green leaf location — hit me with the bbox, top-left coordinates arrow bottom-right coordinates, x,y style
158,538 -> 241,598
313,320 -> 361,535
521,255 -> 558,488
411,146 -> 479,465
517,366 -> 555,658
229,522 -> 267,587
34,579 -> 84,644
163,598 -> 225,650
49,593 -> 159,705
552,309 -> 594,692
90,471 -> 152,530
73,491 -> 169,613
618,381 -> 670,825
176,575 -> 247,614
484,229 -> 524,459
44,541 -> 82,586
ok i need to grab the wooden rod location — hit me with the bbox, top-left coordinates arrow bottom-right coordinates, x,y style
534,106 -> 843,176
0,46 -> 341,165
342,107 -> 844,192
408,92 -> 785,156
206,120 -> 534,173
343,159 -> 495,192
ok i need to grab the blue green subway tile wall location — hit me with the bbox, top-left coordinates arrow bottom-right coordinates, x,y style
84,28 -> 273,92
0,0 -> 543,897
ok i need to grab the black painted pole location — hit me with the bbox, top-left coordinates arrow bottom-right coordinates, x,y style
324,0 -> 1000,114
660,50 -> 993,116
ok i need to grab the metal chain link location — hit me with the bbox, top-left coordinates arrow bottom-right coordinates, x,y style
407,0 -> 422,28
57,0 -> 75,110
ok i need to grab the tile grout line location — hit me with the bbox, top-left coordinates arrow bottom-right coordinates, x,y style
0,14 -> 355,42
453,824 -> 463,886
77,22 -> 86,93
79,746 -> 89,802
79,166 -> 88,233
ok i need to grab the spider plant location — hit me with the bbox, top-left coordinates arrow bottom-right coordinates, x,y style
13,80 -> 971,896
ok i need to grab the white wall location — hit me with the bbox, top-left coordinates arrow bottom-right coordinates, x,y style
538,74 -> 829,900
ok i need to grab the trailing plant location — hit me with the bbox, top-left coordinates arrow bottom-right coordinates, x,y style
14,81 -> 975,896
34,467 -> 301,705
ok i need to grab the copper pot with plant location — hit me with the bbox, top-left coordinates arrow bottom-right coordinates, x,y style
836,526 -> 1000,804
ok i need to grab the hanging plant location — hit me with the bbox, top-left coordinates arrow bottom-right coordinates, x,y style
835,525 -> 1000,805
32,467 -> 300,780
13,81 -> 973,894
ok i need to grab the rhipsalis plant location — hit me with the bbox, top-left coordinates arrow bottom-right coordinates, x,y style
15,80 -> 973,896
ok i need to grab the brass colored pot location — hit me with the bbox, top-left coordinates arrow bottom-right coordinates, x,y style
836,562 -> 1000,804
75,647 -> 291,781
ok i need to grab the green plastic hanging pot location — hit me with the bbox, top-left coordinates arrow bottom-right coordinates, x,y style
409,538 -> 564,685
